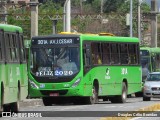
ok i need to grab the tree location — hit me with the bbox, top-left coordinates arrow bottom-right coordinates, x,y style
6,0 -> 151,39
103,0 -> 126,13
116,0 -> 150,37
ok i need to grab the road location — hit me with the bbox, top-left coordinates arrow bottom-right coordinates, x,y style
1,97 -> 160,120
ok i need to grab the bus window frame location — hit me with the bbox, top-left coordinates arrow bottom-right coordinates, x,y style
83,42 -> 92,74
19,34 -> 27,63
4,32 -> 20,63
0,30 -> 5,63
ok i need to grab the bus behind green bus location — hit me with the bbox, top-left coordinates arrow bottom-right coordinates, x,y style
140,47 -> 160,82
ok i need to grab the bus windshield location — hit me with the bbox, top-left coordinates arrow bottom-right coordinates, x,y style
30,47 -> 80,77
141,57 -> 150,68
141,57 -> 150,77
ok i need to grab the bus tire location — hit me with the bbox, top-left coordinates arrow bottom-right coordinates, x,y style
10,84 -> 20,112
1,83 -> 3,110
85,85 -> 98,104
3,104 -> 11,112
117,82 -> 127,103
42,97 -> 53,106
0,83 -> 10,112
10,102 -> 19,113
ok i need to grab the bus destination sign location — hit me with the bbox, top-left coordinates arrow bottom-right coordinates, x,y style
32,38 -> 79,45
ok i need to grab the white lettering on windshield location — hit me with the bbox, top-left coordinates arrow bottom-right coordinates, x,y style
35,70 -> 74,76
50,39 -> 73,45
55,70 -> 73,76
36,71 -> 54,76
38,40 -> 48,44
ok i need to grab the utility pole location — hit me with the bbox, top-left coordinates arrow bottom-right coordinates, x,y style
30,0 -> 39,38
138,0 -> 141,41
151,0 -> 158,47
101,0 -> 104,14
80,0 -> 82,14
52,19 -> 57,34
63,0 -> 71,32
130,0 -> 133,37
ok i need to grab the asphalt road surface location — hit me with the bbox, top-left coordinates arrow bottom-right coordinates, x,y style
1,97 -> 160,120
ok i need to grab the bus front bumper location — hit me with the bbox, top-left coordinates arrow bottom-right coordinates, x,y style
29,86 -> 84,98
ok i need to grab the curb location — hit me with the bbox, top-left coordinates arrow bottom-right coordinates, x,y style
19,99 -> 43,108
100,103 -> 160,120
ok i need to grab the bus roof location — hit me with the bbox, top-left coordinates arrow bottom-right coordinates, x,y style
80,34 -> 139,43
32,33 -> 139,43
0,24 -> 23,33
140,47 -> 160,53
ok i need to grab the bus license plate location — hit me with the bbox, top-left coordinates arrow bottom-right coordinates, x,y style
50,93 -> 59,96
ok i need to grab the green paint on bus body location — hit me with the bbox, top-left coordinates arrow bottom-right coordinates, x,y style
0,24 -> 28,111
28,33 -> 142,104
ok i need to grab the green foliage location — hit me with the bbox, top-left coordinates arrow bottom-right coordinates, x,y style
91,0 -> 101,13
7,7 -> 30,39
72,0 -> 80,6
38,0 -> 63,35
116,1 -> 150,36
103,0 -> 126,13
6,0 -> 151,39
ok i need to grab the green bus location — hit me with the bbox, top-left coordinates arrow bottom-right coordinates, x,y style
0,24 -> 28,112
28,33 -> 142,105
140,47 -> 160,81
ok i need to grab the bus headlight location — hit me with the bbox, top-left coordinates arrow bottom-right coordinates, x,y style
72,78 -> 81,88
29,80 -> 39,89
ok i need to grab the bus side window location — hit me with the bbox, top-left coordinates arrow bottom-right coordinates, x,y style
102,43 -> 110,64
19,35 -> 26,63
111,43 -> 119,64
91,42 -> 102,65
128,44 -> 137,65
5,33 -> 12,62
12,34 -> 18,62
120,44 -> 128,64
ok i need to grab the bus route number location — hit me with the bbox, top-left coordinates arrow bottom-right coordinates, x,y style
38,40 -> 48,44
55,70 -> 73,76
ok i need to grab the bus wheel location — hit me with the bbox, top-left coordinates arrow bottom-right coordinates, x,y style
10,102 -> 19,113
10,85 -> 20,112
1,84 -> 11,112
42,97 -> 53,106
3,104 -> 11,112
85,86 -> 98,104
117,82 -> 127,103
